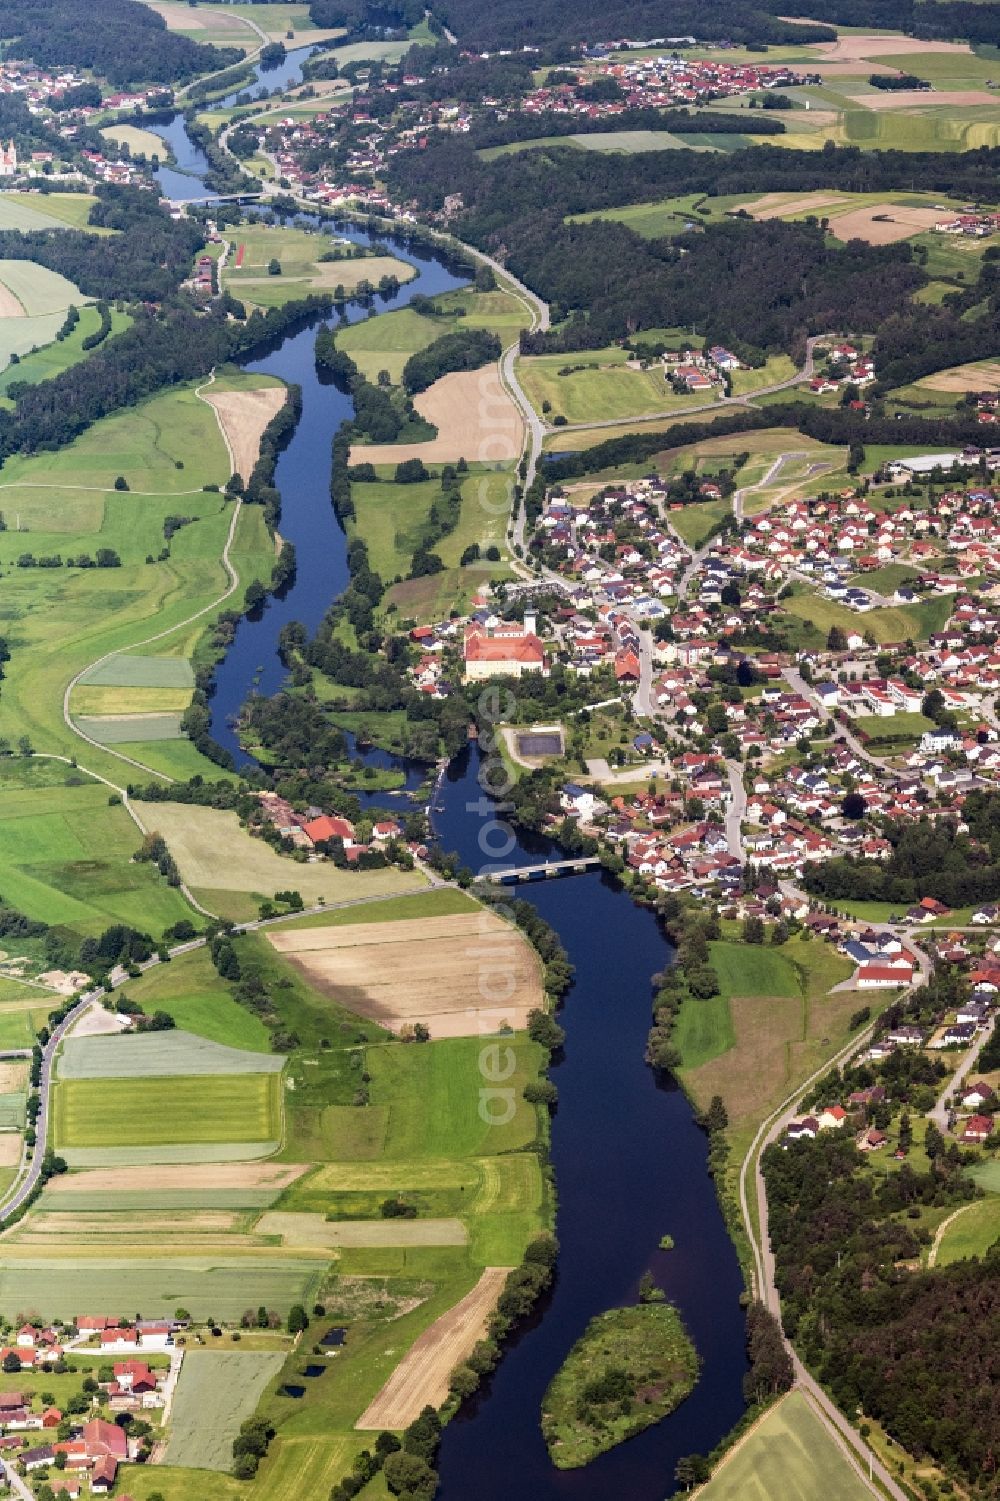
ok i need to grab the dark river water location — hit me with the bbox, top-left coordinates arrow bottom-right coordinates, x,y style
166,114 -> 750,1496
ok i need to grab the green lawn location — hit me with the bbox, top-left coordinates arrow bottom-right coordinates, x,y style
781,586 -> 953,646
52,1072 -> 282,1147
348,461 -> 513,582
335,288 -> 527,385
699,1391 -> 876,1500
668,499 -> 730,548
225,222 -> 414,309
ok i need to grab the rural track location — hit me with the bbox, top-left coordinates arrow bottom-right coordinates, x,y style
927,1202 -> 975,1268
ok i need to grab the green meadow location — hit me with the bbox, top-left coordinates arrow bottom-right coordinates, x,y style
698,1391 -> 876,1500
52,1072 -> 283,1148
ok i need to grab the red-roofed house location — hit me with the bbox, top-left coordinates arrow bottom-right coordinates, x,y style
962,1113 -> 995,1142
84,1417 -> 128,1460
302,814 -> 356,848
91,1455 -> 118,1493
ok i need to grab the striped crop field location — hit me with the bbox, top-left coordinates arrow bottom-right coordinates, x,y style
51,1073 -> 283,1148
56,1031 -> 283,1080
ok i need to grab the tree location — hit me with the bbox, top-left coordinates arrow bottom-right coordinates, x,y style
383,1451 -> 437,1498
827,625 -> 847,652
842,791 -> 867,820
688,964 -> 720,999
703,1094 -> 729,1133
2,1352 -> 20,1372
267,257 -> 281,275
448,1363 -> 480,1399
286,1304 -> 309,1335
742,915 -> 765,945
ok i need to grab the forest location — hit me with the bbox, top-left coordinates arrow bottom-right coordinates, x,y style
764,1132 -> 998,1493
803,810 -> 1000,909
430,0 -> 833,51
467,108 -> 786,149
0,0 -> 241,86
765,0 -> 1000,48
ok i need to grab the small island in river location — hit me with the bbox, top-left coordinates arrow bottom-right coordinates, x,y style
541,1302 -> 699,1469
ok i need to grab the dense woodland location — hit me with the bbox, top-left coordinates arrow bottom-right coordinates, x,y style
431,0 -> 833,51
805,799 -> 1000,909
768,0 -> 1000,48
0,0 -> 240,86
387,136 -> 1000,366
764,1131 -> 998,1493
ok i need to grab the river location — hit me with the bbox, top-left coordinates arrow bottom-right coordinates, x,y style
164,114 -> 750,1495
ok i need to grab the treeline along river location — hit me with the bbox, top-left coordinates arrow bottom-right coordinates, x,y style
165,111 -> 750,1496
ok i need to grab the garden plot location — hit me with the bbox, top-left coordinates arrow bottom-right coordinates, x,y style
56,1031 -> 283,1079
268,911 -> 543,1037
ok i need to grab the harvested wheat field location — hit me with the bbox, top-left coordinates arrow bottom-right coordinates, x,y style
745,192 -> 847,220
257,1211 -> 468,1248
0,1135 -> 22,1167
204,385 -> 287,480
921,360 -> 1000,392
351,367 -> 523,466
0,1062 -> 27,1093
44,1160 -> 308,1195
268,912 -> 542,1037
357,1267 -> 513,1429
828,204 -> 943,244
850,88 -> 1000,109
814,34 -> 974,60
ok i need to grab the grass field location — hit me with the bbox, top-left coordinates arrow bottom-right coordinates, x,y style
107,947 -> 273,1050
347,461 -> 513,584
0,1258 -> 323,1322
336,287 -> 529,385
225,223 -> 415,309
698,1391 -> 876,1500
100,124 -> 166,158
165,1351 -> 287,1469
57,1030 -> 283,1079
0,260 -> 89,371
133,800 -> 427,910
934,1197 -> 1000,1265
0,305 -> 130,403
669,499 -> 731,548
780,584 -> 952,646
679,936 -> 856,1131
518,346 -> 714,426
0,778 -> 195,937
52,1072 -> 282,1148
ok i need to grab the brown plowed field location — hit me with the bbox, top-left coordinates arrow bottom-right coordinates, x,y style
827,204 -> 943,244
43,1161 -> 308,1195
350,367 -> 523,466
204,386 -> 287,480
356,1267 -> 512,1428
267,912 -> 543,1038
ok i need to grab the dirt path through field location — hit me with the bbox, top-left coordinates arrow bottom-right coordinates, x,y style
203,386 -> 287,481
350,366 -> 523,465
356,1267 -> 513,1428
